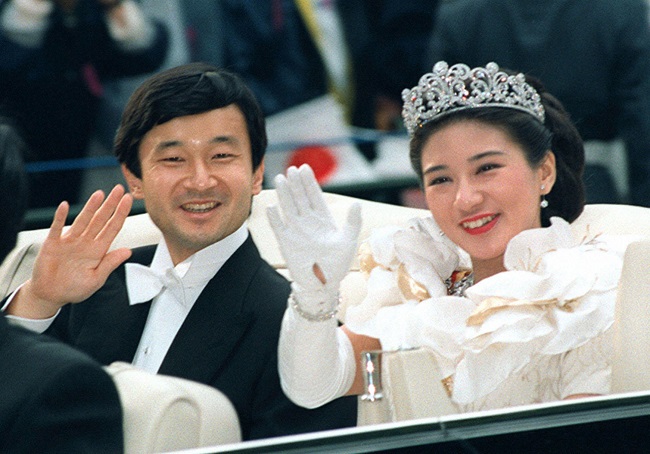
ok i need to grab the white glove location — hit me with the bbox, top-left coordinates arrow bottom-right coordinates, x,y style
278,307 -> 356,408
267,164 -> 362,315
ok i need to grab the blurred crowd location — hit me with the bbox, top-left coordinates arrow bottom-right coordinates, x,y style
2,0 -> 650,210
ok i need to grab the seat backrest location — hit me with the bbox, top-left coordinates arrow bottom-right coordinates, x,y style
611,239 -> 650,393
568,203 -> 650,238
105,362 -> 241,453
0,211 -> 164,297
357,348 -> 459,426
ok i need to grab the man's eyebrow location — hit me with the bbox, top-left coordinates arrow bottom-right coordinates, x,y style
154,135 -> 236,151
155,140 -> 182,150
210,135 -> 236,144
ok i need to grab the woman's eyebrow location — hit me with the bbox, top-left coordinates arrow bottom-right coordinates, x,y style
423,163 -> 447,176
469,150 -> 506,162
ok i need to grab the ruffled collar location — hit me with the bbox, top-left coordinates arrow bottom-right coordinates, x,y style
347,215 -> 631,405
452,217 -> 623,403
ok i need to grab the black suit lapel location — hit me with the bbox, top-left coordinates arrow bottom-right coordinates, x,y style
0,314 -> 8,343
158,237 -> 261,384
68,246 -> 157,364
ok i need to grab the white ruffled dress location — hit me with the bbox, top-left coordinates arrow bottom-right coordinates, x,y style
343,216 -> 634,412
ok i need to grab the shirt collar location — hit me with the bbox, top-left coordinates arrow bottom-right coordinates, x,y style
126,222 -> 249,305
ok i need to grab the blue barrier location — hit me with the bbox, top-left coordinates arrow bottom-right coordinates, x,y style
23,130 -> 408,174
25,156 -> 119,173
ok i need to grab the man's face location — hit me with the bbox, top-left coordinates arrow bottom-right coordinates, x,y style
122,105 -> 264,265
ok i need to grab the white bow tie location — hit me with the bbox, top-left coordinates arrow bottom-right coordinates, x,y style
125,263 -> 188,306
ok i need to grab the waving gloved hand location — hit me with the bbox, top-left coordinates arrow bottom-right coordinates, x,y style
267,165 -> 362,319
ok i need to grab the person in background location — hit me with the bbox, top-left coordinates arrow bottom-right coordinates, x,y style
3,63 -> 357,441
0,0 -> 169,208
425,0 -> 650,206
269,62 -> 635,414
0,118 -> 124,453
219,0 -> 438,159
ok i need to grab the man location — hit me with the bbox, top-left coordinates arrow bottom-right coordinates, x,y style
4,63 -> 357,440
0,119 -> 124,453
219,0 -> 438,150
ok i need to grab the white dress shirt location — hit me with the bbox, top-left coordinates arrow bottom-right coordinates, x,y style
127,224 -> 248,373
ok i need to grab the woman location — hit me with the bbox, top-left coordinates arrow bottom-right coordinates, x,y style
267,62 -> 634,412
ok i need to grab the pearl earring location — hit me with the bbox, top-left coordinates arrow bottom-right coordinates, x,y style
540,185 -> 549,208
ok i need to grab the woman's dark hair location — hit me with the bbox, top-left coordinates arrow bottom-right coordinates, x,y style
0,120 -> 28,261
114,62 -> 267,178
408,75 -> 585,227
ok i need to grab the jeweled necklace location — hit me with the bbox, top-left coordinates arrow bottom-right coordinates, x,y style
446,269 -> 474,297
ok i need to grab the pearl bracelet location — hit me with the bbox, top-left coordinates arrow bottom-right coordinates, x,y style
289,291 -> 340,322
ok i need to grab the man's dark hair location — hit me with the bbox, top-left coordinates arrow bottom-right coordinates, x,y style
115,63 -> 267,178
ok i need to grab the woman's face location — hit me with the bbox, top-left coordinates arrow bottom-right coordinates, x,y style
420,120 -> 555,276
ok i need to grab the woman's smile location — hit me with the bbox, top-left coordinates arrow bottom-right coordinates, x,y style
460,213 -> 500,235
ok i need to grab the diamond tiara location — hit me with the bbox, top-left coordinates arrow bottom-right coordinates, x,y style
401,61 -> 545,136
